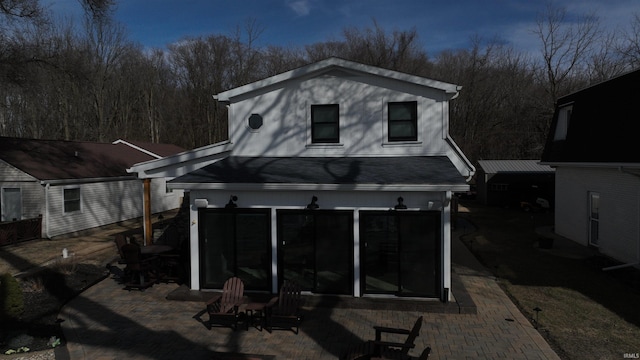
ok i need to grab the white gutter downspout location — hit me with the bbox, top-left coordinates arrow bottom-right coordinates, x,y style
44,183 -> 51,239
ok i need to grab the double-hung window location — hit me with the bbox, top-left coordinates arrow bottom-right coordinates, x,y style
63,187 -> 81,213
311,104 -> 339,143
388,101 -> 418,142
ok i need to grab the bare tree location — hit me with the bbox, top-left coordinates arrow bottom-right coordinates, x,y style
617,13 -> 640,69
532,3 -> 601,104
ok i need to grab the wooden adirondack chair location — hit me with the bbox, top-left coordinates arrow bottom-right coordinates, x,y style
340,316 -> 423,360
265,280 -> 303,334
206,277 -> 245,331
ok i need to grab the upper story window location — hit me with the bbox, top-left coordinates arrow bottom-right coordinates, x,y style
311,104 -> 339,143
63,187 -> 81,213
553,104 -> 572,141
388,101 -> 418,142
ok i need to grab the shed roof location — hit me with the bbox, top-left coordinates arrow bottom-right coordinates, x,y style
478,160 -> 554,174
169,156 -> 469,191
0,137 -> 184,181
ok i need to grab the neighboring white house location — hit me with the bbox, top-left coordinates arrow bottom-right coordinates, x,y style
540,68 -> 640,268
0,137 -> 184,239
129,57 -> 475,300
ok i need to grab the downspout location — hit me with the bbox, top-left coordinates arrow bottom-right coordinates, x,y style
44,183 -> 51,239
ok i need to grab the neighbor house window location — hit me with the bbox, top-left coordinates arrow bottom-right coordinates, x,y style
311,104 -> 339,143
553,104 -> 572,141
388,101 -> 418,142
63,187 -> 81,213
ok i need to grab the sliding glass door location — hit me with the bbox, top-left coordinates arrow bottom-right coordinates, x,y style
360,211 -> 441,297
278,210 -> 352,294
199,208 -> 271,290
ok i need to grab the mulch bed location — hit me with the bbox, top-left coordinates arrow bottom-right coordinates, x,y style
0,263 -> 108,355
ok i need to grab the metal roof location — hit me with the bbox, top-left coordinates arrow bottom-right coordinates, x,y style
478,160 -> 554,174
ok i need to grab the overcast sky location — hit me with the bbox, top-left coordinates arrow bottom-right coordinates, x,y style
45,0 -> 640,56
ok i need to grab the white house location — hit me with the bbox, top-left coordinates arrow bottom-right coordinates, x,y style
130,58 -> 475,300
0,137 -> 184,240
540,69 -> 640,268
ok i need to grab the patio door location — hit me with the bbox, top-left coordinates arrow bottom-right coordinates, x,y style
277,210 -> 353,294
360,211 -> 441,297
1,188 -> 21,222
199,208 -> 271,290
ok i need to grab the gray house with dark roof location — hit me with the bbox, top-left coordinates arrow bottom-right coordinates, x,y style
541,69 -> 640,267
130,58 -> 475,300
0,137 -> 184,239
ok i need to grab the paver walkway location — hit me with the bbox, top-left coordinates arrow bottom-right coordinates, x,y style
57,222 -> 561,360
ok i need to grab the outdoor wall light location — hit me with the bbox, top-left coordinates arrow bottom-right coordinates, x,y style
194,198 -> 208,208
306,196 -> 319,209
395,196 -> 407,209
225,195 -> 238,208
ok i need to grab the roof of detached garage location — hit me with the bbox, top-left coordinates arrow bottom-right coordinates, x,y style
169,156 -> 469,191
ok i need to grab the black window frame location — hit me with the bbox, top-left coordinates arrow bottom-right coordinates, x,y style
198,207 -> 272,290
311,104 -> 340,143
388,101 -> 418,142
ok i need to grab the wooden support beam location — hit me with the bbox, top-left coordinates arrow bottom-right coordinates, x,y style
143,178 -> 152,246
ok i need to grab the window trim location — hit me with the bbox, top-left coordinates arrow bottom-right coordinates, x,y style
63,186 -> 82,214
388,101 -> 418,142
553,103 -> 573,141
311,104 -> 340,144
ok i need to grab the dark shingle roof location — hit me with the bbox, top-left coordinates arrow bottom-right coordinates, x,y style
0,137 -> 184,181
541,69 -> 640,164
170,156 -> 467,187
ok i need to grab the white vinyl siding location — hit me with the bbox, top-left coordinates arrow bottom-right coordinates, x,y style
555,166 -> 640,264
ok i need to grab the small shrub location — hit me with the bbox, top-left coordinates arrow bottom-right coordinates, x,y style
52,255 -> 77,275
0,273 -> 24,319
20,275 -> 45,293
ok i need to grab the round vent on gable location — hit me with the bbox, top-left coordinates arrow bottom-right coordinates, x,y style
248,114 -> 263,130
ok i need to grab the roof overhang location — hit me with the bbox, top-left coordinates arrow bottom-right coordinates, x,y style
127,141 -> 233,179
167,156 -> 470,193
167,182 -> 470,192
216,57 -> 461,102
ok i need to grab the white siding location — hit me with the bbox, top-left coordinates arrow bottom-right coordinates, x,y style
0,161 -> 45,221
149,177 -> 183,213
228,73 -> 449,158
46,179 -> 143,237
555,166 -> 640,264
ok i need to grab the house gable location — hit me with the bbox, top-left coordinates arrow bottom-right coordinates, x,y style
541,69 -> 640,165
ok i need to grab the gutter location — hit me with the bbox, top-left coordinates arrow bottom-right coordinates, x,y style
40,175 -> 136,186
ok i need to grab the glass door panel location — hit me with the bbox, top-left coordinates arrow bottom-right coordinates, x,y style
236,213 -> 270,289
279,213 -> 315,290
200,212 -> 235,287
199,209 -> 271,290
361,211 -> 441,297
278,210 -> 353,294
361,214 -> 400,293
315,213 -> 352,294
399,214 -> 439,297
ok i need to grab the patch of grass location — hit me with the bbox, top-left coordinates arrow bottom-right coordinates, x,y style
459,201 -> 640,359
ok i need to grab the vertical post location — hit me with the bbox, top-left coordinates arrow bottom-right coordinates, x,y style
143,179 -> 152,246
